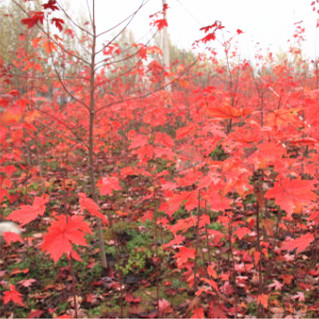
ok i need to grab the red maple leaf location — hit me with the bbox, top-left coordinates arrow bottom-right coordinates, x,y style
78,193 -> 108,224
42,215 -> 92,263
28,309 -> 44,318
201,277 -> 219,292
233,227 -> 251,240
153,19 -> 168,31
96,176 -> 122,196
2,231 -> 23,244
21,12 -> 44,29
191,307 -> 205,318
208,301 -> 227,318
264,178 -> 316,217
7,194 -> 49,226
281,233 -> 315,254
200,21 -> 222,33
51,18 -> 64,31
125,293 -> 141,304
207,104 -> 251,119
154,132 -> 174,148
141,210 -> 153,223
129,133 -> 148,149
257,294 -> 269,309
175,246 -> 196,268
308,211 -> 319,223
200,32 -> 216,43
43,0 -> 59,11
3,284 -> 25,307
162,234 -> 185,248
176,126 -> 195,139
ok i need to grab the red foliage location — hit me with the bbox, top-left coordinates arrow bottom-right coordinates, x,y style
7,195 -> 49,226
42,215 -> 92,263
3,284 -> 25,307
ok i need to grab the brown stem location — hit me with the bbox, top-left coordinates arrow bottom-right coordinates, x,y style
88,0 -> 108,270
256,202 -> 263,318
193,190 -> 202,291
69,256 -> 79,319
154,208 -> 160,315
228,222 -> 238,318
204,201 -> 212,265
108,213 -> 124,317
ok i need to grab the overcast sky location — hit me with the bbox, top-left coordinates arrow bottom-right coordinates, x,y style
69,0 -> 318,61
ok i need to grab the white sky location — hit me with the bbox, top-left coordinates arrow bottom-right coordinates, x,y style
69,0 -> 319,61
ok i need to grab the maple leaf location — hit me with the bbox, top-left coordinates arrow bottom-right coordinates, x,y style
207,229 -> 224,244
153,19 -> 168,30
159,299 -> 173,315
64,28 -> 74,38
199,214 -> 210,228
43,0 -> 59,11
268,279 -> 283,291
201,277 -> 219,292
18,278 -> 36,288
308,211 -> 319,223
51,18 -> 64,31
176,126 -> 195,139
162,234 -> 185,248
207,264 -> 217,278
208,301 -> 226,319
265,107 -> 303,128
11,268 -> 29,275
281,233 -> 314,254
201,32 -> 218,43
42,215 -> 92,263
3,284 -> 25,307
1,99 -> 27,124
96,176 -> 122,196
254,251 -> 261,266
129,133 -> 148,149
207,104 -> 251,119
292,291 -> 305,302
7,194 -> 49,226
125,293 -> 141,304
233,227 -> 251,240
2,231 -> 23,244
28,309 -> 44,318
175,246 -> 196,268
141,210 -> 153,223
258,294 -> 269,308
43,39 -> 56,55
78,193 -> 108,224
21,11 -> 44,29
168,216 -> 196,235
154,132 -> 174,148
264,178 -> 317,217
191,307 -> 205,318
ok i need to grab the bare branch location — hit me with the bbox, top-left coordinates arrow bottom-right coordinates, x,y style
96,0 -> 150,39
57,0 -> 93,37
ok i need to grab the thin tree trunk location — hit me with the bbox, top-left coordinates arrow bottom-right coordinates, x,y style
88,0 -> 108,269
